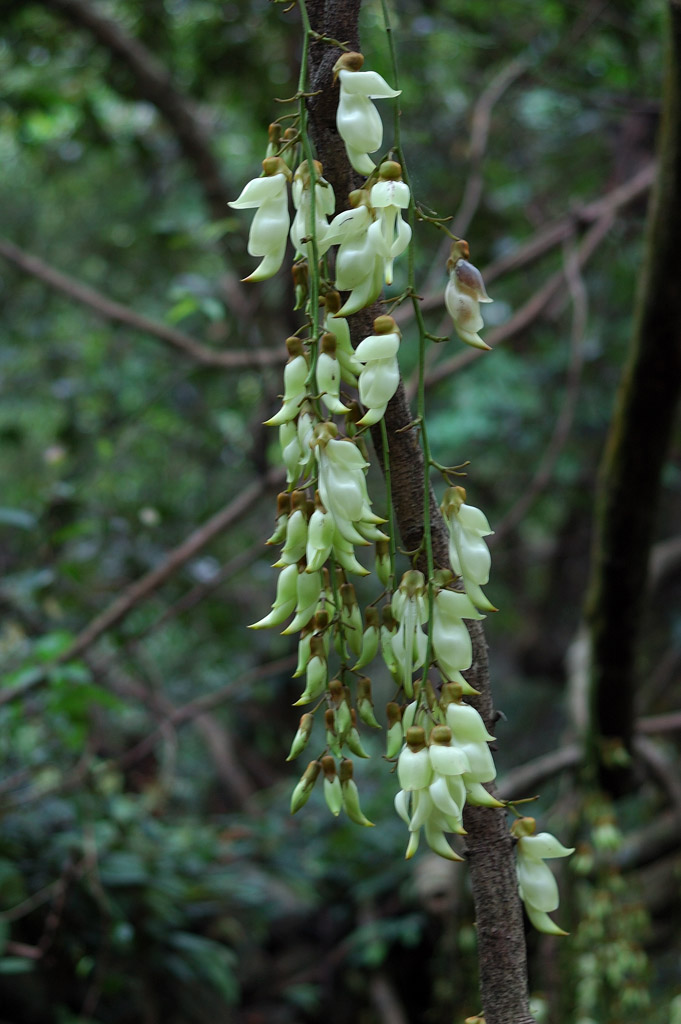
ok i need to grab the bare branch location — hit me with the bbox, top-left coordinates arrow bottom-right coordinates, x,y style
0,469 -> 284,709
497,745 -> 581,800
0,238 -> 281,370
452,55 -> 530,239
483,162 -> 656,287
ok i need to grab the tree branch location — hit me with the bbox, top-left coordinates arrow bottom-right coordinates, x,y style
0,469 -> 284,709
0,238 -> 281,370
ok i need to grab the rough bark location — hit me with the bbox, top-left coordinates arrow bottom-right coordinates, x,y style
585,1 -> 681,793
305,4 -> 534,1021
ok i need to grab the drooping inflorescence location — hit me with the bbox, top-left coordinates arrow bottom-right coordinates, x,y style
231,27 -> 571,937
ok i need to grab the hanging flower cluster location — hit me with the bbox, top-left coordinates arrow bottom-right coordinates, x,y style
231,40 -> 570,939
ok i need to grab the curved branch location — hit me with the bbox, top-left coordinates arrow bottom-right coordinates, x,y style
0,238 -> 282,370
452,55 -> 530,239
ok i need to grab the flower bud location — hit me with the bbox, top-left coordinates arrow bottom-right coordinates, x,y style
340,759 -> 374,826
249,561 -> 298,630
375,539 -> 392,587
293,625 -> 313,678
263,339 -> 309,427
321,755 -> 343,816
356,674 -> 381,729
317,334 -> 351,415
286,713 -> 314,761
265,492 -> 291,546
293,635 -> 327,705
290,759 -> 321,814
385,701 -> 403,758
292,260 -> 308,310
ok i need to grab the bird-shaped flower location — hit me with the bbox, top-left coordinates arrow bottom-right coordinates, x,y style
311,423 -> 386,552
368,161 -> 412,285
333,52 -> 401,176
290,160 -> 335,263
354,315 -> 401,426
327,190 -> 384,317
263,337 -> 309,427
391,570 -> 428,696
228,156 -> 291,282
445,240 -> 493,350
441,486 -> 496,612
512,817 -> 574,935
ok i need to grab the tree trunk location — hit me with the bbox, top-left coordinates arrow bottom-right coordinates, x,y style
585,0 -> 681,794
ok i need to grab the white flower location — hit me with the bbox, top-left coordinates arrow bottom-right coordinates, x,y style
312,423 -> 385,556
263,338 -> 309,427
368,161 -> 412,285
323,293 -> 361,385
316,333 -> 351,415
391,570 -> 428,695
441,486 -> 496,612
305,497 -> 334,572
249,561 -> 298,630
353,315 -> 401,426
444,240 -> 492,350
395,724 -> 467,862
279,420 -> 302,485
328,192 -> 384,317
431,586 -> 483,690
397,728 -> 432,791
290,160 -> 335,263
512,818 -> 574,936
228,157 -> 291,281
333,52 -> 401,175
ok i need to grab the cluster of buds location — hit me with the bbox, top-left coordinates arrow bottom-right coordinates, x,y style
393,681 -> 503,861
230,42 -> 570,942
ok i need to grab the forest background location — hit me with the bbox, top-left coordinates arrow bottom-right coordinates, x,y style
1,0 -> 680,1022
